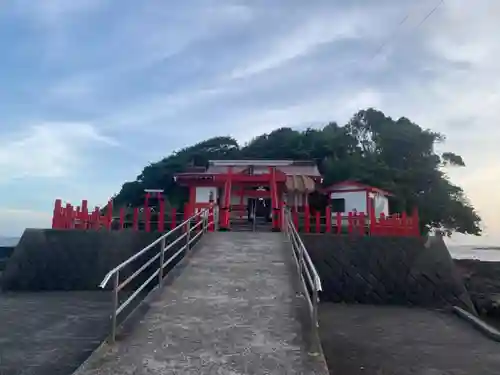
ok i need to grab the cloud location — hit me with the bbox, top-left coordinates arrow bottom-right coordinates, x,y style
228,10 -> 367,79
1,0 -> 499,243
0,123 -> 117,182
9,0 -> 105,28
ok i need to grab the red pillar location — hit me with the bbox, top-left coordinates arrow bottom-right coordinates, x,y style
106,200 -> 113,230
90,207 -> 99,229
75,206 -> 81,229
220,167 -> 233,230
81,200 -> 89,229
325,206 -> 331,233
348,211 -> 353,234
65,203 -> 73,229
368,197 -> 376,235
52,199 -> 62,229
189,186 -> 196,217
144,193 -> 150,232
277,197 -> 283,231
269,166 -> 280,231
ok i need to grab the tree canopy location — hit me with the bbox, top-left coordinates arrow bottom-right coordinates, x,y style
113,108 -> 481,236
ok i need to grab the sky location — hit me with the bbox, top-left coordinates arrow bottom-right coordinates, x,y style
0,0 -> 498,244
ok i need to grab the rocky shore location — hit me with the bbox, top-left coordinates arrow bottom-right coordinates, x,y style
455,259 -> 500,325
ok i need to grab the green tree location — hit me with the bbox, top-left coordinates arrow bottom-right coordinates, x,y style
112,108 -> 481,236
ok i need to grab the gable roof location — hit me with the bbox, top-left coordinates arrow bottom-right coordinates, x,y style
323,181 -> 393,196
205,160 -> 320,176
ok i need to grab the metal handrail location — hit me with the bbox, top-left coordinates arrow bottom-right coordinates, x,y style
99,208 -> 213,343
283,207 -> 322,328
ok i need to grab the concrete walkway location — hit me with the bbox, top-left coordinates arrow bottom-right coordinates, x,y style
74,232 -> 328,375
0,291 -> 111,375
319,304 -> 500,375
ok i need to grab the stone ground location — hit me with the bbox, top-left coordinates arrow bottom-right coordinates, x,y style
0,291 -> 111,375
319,303 -> 500,375
73,232 -> 328,375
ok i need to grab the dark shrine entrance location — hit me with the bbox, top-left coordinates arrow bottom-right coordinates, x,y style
246,186 -> 272,223
247,198 -> 272,222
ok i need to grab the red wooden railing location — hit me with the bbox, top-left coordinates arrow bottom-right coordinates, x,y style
52,197 -> 419,237
51,198 -> 216,232
285,206 -> 420,237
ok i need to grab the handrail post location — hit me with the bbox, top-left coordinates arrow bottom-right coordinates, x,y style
186,219 -> 191,250
110,271 -> 119,343
158,237 -> 165,287
204,210 -> 208,233
312,287 -> 319,327
309,286 -> 321,356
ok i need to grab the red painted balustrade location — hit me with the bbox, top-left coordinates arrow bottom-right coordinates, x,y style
51,197 -> 216,233
52,197 -> 419,237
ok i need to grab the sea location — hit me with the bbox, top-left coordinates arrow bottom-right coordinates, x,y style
448,245 -> 500,262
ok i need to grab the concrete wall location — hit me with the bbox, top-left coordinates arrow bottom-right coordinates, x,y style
302,234 -> 475,312
0,229 -> 181,291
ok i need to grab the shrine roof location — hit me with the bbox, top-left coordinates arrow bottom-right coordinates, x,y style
322,181 -> 393,196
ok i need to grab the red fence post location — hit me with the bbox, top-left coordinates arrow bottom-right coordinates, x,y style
158,197 -> 165,232
380,213 -> 386,236
106,200 -> 113,230
52,199 -> 62,229
144,193 -> 150,232
325,206 -> 331,233
89,207 -> 97,229
336,212 -> 342,235
359,212 -> 366,236
348,212 -> 353,234
75,206 -> 81,229
81,200 -> 88,229
133,207 -> 139,231
65,203 -> 72,229
315,211 -> 320,233
369,201 -> 376,235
